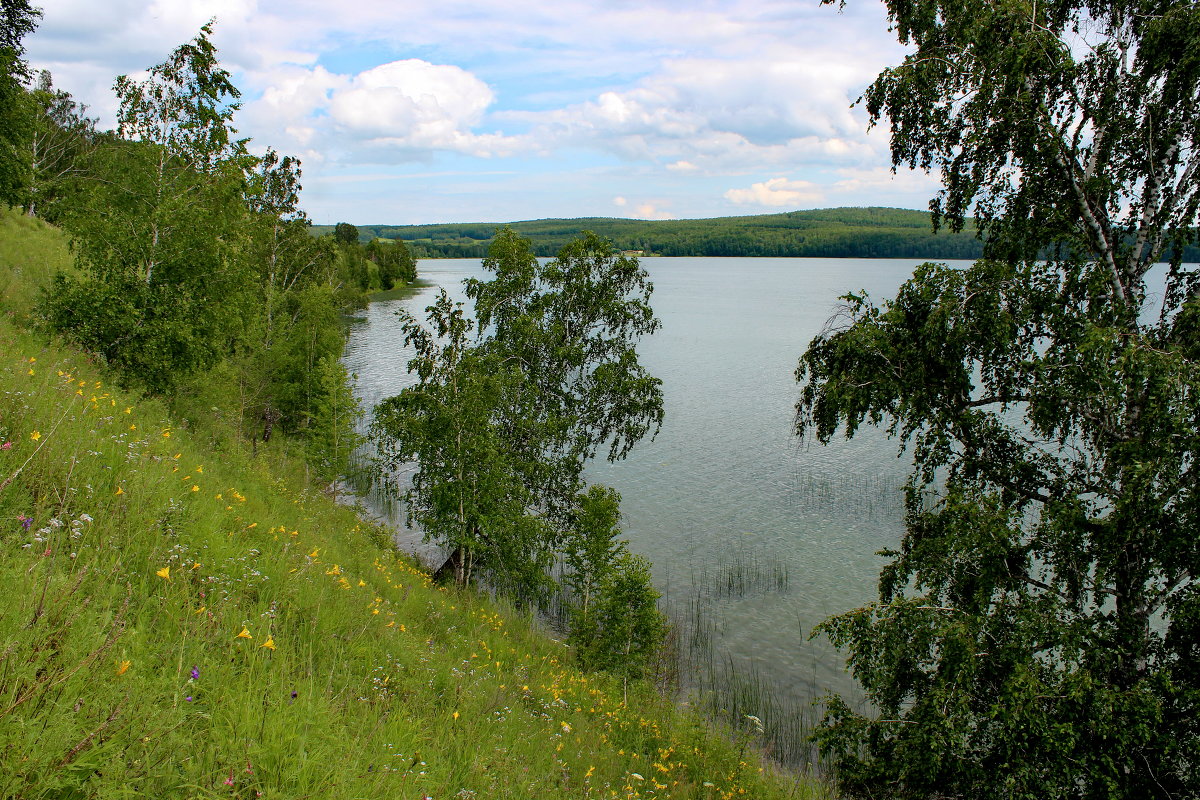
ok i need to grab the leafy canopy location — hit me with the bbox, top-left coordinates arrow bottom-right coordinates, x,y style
0,0 -> 41,207
799,1 -> 1200,797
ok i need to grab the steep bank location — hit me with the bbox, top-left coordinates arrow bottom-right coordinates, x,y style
0,209 -> 826,798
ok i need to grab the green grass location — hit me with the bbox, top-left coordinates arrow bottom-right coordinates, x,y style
368,278 -> 434,303
0,206 -> 830,799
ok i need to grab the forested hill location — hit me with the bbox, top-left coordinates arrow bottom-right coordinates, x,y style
313,207 -> 989,259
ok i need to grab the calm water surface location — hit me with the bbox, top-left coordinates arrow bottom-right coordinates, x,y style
343,256 -> 954,705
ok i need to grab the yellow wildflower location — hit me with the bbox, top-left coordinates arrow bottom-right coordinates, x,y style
124,406 -> 132,414
162,429 -> 171,438
115,486 -> 124,496
30,430 -> 41,441
235,627 -> 252,640
115,660 -> 131,676
156,566 -> 170,581
260,637 -> 275,650
191,485 -> 200,492
195,606 -> 206,615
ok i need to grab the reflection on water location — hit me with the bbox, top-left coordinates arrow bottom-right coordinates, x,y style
343,255 -> 947,740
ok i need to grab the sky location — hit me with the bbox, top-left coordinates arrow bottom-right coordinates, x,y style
22,0 -> 941,225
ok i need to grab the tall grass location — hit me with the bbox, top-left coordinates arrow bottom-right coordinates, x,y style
0,207 -> 825,799
658,542 -> 836,782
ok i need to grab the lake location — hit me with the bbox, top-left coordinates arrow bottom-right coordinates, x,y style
342,255 -> 957,723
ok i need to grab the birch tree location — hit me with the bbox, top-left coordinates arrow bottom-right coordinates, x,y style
798,1 -> 1200,796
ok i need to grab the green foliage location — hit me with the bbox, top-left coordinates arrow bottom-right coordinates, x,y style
365,236 -> 417,289
41,24 -> 254,394
23,71 -> 97,220
467,228 -> 664,514
374,230 -> 666,672
373,289 -> 552,592
564,486 -> 665,678
304,356 -> 364,483
798,1 -> 1200,797
0,0 -> 40,208
333,221 -> 359,245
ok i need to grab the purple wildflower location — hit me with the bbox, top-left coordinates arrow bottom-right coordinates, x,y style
191,666 -> 200,680
186,695 -> 193,702
18,515 -> 32,531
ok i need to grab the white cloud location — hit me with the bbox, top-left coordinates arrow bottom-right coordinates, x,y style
237,59 -> 527,162
634,203 -> 676,220
724,177 -> 823,207
613,196 -> 628,207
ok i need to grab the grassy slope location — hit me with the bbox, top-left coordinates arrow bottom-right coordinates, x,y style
0,209 -> 824,799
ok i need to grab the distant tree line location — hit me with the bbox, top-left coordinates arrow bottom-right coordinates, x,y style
318,207 -> 1200,262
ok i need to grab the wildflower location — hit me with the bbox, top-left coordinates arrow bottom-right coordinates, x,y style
79,513 -> 93,523
290,690 -> 298,702
115,660 -> 131,676
452,711 -> 459,720
260,637 -> 275,650
195,605 -> 206,615
224,772 -> 234,787
191,485 -> 199,492
195,466 -> 203,473
235,627 -> 252,640
115,487 -> 124,496
124,406 -> 132,414
1,441 -> 11,450
185,695 -> 194,702
561,722 -> 572,734
162,429 -> 171,438
191,666 -> 200,680
30,431 -> 40,441
192,562 -> 201,570
156,566 -> 171,581
18,515 -> 32,531
631,773 -> 644,781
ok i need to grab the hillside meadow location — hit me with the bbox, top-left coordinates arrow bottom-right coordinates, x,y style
0,208 -> 826,799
